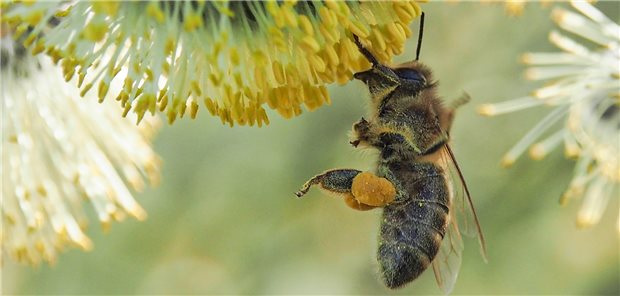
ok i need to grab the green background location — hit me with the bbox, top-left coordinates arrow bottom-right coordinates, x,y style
4,2 -> 619,295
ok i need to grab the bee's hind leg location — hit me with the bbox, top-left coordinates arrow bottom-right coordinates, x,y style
296,169 -> 396,211
295,169 -> 361,197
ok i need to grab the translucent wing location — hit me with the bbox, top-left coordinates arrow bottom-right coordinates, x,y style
431,144 -> 487,294
431,207 -> 464,295
440,144 -> 487,257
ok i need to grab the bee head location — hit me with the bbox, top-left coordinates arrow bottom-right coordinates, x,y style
352,35 -> 432,103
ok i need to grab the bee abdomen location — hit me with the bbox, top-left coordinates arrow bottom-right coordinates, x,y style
377,195 -> 449,288
378,240 -> 431,289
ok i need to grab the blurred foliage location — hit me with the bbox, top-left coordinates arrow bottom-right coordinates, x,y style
3,2 -> 618,295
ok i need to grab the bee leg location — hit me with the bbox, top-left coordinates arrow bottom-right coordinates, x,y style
295,169 -> 362,198
441,92 -> 471,133
350,117 -> 383,148
296,169 -> 396,210
450,92 -> 471,110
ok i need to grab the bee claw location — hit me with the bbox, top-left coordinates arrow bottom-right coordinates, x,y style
350,140 -> 360,147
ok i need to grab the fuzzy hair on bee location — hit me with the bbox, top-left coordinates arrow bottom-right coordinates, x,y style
296,13 -> 486,294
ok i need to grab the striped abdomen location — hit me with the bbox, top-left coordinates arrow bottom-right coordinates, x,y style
377,161 -> 450,289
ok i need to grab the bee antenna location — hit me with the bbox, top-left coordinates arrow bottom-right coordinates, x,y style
415,12 -> 425,61
352,34 -> 379,65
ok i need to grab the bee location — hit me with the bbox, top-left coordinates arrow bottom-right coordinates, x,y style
295,13 -> 487,293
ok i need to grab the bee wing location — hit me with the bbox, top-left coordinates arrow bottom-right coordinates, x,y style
431,207 -> 464,295
431,145 -> 487,294
439,144 -> 487,259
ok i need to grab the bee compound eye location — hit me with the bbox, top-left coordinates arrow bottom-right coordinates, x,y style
394,68 -> 425,82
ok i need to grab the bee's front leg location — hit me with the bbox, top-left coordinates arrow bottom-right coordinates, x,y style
350,117 -> 383,148
296,169 -> 396,211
